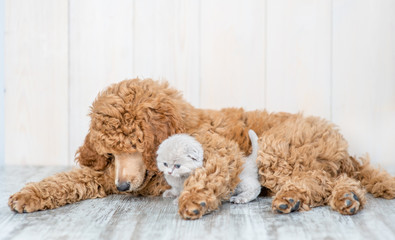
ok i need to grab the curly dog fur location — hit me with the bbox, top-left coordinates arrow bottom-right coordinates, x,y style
9,78 -> 395,219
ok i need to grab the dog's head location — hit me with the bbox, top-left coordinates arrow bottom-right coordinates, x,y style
75,79 -> 186,192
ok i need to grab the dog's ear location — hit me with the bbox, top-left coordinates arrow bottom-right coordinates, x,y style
143,98 -> 184,144
140,97 -> 185,171
75,132 -> 110,171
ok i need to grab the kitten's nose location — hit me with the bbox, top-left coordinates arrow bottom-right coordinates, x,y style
168,171 -> 172,175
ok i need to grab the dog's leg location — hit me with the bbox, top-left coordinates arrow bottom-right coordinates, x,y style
328,174 -> 366,215
271,170 -> 332,214
9,166 -> 116,213
178,132 -> 244,220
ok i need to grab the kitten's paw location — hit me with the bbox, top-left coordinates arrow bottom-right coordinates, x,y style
230,196 -> 249,204
230,190 -> 259,204
272,190 -> 309,214
163,189 -> 177,198
178,192 -> 211,220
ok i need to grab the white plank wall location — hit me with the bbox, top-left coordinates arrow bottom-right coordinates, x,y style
266,0 -> 332,119
201,0 -> 266,110
134,0 -> 200,107
69,0 -> 134,164
332,0 -> 395,166
4,0 -> 68,165
3,0 -> 395,167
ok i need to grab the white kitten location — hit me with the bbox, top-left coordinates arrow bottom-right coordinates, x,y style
156,134 -> 204,204
157,130 -> 261,205
230,129 -> 261,204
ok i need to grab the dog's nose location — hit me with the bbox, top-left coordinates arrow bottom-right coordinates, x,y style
116,182 -> 130,192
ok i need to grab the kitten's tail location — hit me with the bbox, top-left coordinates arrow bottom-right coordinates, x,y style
246,130 -> 259,163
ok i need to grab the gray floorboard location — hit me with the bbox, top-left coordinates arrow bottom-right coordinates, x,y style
1,166 -> 395,240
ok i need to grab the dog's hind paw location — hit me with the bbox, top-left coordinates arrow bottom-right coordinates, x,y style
331,192 -> 363,215
272,190 -> 309,214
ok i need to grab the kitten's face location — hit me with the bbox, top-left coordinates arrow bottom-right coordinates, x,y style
157,154 -> 200,177
156,134 -> 204,178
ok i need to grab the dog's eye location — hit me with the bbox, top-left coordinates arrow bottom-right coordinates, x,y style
107,153 -> 114,158
163,162 -> 168,167
175,164 -> 181,168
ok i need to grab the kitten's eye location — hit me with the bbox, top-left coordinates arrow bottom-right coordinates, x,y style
175,164 -> 181,168
163,162 -> 168,167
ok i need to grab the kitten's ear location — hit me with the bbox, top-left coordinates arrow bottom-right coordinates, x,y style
187,144 -> 203,162
187,154 -> 197,161
187,149 -> 201,162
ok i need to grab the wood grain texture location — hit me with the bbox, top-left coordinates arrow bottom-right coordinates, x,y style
200,0 -> 266,110
266,0 -> 332,119
1,166 -> 395,240
133,0 -> 200,107
69,0 -> 134,164
332,0 -> 395,166
4,0 -> 68,165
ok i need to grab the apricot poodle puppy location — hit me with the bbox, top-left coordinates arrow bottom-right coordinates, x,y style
9,79 -> 395,219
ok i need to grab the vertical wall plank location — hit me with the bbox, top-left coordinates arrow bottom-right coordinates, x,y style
0,0 -> 4,165
266,0 -> 332,119
200,0 -> 266,110
69,0 -> 134,163
133,0 -> 200,107
3,0 -> 395,168
4,0 -> 68,165
332,0 -> 395,166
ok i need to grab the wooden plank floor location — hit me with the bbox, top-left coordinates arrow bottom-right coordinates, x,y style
1,166 -> 395,240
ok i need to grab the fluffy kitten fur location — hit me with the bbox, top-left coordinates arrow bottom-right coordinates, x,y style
230,130 -> 261,203
156,134 -> 204,203
157,130 -> 261,205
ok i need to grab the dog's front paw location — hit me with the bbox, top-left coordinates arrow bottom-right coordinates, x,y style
178,192 -> 212,220
9,189 -> 44,213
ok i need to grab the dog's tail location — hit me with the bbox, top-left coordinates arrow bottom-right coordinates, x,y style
354,155 -> 395,199
246,130 -> 259,164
